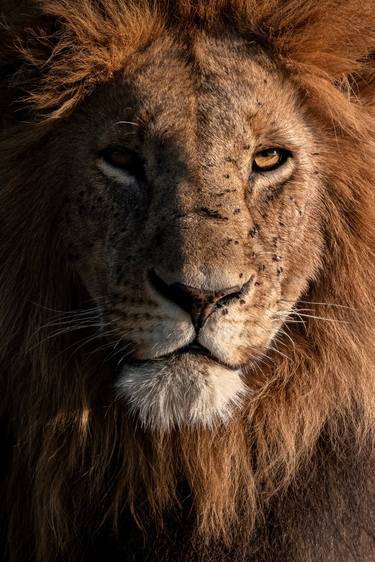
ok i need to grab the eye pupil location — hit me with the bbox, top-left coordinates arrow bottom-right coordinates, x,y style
253,148 -> 289,172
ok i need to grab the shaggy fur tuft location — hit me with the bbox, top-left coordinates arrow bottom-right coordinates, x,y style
116,356 -> 247,431
1,1 -> 375,561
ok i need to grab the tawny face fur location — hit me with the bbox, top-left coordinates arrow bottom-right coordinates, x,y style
58,33 -> 323,430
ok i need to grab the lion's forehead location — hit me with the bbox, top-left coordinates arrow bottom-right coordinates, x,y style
93,33 -> 301,153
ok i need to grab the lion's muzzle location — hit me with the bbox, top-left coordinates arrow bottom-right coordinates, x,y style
149,268 -> 255,332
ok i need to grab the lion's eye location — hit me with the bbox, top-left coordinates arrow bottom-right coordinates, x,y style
252,148 -> 289,172
100,147 -> 145,180
102,148 -> 137,169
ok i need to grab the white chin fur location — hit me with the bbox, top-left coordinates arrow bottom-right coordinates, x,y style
116,355 -> 247,431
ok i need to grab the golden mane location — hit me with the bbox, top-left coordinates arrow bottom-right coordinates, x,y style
1,1 -> 375,561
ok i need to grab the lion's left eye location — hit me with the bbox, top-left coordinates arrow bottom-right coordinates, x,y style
252,148 -> 290,172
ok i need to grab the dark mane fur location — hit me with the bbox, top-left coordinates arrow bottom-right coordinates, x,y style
1,1 -> 375,561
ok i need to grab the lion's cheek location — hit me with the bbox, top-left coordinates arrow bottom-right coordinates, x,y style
129,318 -> 195,360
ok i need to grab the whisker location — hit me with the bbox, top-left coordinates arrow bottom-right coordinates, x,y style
109,342 -> 134,367
276,328 -> 296,352
293,312 -> 349,324
61,326 -> 126,364
36,313 -> 102,332
268,346 -> 292,361
248,351 -> 273,372
279,299 -> 354,310
33,321 -> 108,343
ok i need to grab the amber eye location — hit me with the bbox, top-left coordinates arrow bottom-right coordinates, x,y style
100,147 -> 145,179
102,148 -> 136,169
252,148 -> 290,172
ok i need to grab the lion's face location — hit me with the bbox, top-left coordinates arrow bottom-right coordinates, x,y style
58,34 -> 323,429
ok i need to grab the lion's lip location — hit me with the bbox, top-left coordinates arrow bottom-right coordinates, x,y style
149,341 -> 242,371
175,341 -> 211,358
119,341 -> 241,372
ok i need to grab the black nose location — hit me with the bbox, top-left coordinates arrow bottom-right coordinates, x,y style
149,270 -> 253,330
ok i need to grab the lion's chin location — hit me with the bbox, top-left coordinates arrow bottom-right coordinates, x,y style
116,354 -> 247,431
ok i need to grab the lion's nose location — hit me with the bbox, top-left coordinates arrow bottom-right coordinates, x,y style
149,269 -> 254,331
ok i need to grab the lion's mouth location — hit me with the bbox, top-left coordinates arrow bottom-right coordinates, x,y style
123,341 -> 241,372
175,341 -> 235,366
175,341 -> 212,358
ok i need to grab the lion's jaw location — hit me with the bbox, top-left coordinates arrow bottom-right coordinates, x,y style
61,34 -> 323,430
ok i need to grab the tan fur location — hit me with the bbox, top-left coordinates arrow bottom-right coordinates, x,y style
1,1 -> 375,561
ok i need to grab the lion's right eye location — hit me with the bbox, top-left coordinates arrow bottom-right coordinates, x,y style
101,148 -> 138,169
100,147 -> 143,177
104,149 -> 134,168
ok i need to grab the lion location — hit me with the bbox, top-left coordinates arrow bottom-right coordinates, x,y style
0,1 -> 374,561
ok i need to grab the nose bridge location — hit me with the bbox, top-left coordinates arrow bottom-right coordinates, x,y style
181,206 -> 246,261
154,181 -> 252,291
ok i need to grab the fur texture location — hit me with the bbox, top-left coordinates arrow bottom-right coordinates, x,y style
1,1 -> 375,561
116,356 -> 247,431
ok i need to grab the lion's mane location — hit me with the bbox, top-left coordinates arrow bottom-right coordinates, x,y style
1,1 -> 375,561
